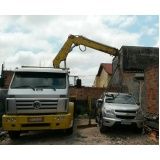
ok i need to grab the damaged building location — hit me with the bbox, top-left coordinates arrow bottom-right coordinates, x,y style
108,46 -> 159,131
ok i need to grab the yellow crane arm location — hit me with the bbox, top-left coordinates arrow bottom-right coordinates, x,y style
53,35 -> 119,68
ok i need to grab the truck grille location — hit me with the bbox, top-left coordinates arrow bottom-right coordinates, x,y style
15,99 -> 58,114
16,100 -> 58,108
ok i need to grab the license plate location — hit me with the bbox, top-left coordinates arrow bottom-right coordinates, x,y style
121,121 -> 131,125
28,117 -> 44,122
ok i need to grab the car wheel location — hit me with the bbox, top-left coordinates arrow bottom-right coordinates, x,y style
8,131 -> 20,140
136,127 -> 143,134
95,116 -> 99,123
99,116 -> 106,133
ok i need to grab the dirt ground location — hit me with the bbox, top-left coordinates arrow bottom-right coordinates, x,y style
0,118 -> 158,145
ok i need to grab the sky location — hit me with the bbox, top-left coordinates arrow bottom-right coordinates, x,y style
0,15 -> 159,86
0,1 -> 159,157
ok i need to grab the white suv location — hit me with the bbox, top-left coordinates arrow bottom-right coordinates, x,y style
95,92 -> 144,133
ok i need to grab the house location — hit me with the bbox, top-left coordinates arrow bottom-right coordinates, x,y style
93,63 -> 112,88
108,46 -> 159,130
109,46 -> 159,102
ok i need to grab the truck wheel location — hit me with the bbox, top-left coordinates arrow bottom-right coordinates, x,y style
136,127 -> 143,134
8,131 -> 20,140
66,127 -> 73,135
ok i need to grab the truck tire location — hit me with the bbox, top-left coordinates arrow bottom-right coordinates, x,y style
8,131 -> 20,140
66,126 -> 73,135
135,127 -> 143,134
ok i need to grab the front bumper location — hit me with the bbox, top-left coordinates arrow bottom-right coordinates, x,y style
2,113 -> 73,131
102,117 -> 143,128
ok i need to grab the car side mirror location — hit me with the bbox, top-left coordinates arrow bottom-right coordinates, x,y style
136,102 -> 140,105
97,99 -> 103,107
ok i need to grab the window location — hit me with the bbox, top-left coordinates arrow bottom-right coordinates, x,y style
105,95 -> 135,104
11,72 -> 66,89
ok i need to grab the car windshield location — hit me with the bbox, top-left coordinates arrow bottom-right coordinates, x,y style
105,94 -> 135,104
11,72 -> 66,89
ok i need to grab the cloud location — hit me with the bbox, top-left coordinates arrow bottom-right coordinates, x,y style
0,15 -> 158,86
4,51 -> 53,69
140,26 -> 158,36
101,16 -> 137,28
154,40 -> 159,47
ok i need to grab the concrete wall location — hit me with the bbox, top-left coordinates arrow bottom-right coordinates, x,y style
94,69 -> 111,88
111,45 -> 158,84
122,72 -> 140,101
93,76 -> 100,87
108,68 -> 140,101
98,69 -> 110,87
120,46 -> 159,72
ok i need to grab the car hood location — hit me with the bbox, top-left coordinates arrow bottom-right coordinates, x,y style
104,103 -> 139,110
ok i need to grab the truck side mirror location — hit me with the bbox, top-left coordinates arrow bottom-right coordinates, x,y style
76,79 -> 81,88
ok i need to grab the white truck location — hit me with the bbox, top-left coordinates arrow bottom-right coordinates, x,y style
2,67 -> 74,139
2,34 -> 119,139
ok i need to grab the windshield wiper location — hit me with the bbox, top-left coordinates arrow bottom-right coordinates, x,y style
12,85 -> 35,91
34,85 -> 56,91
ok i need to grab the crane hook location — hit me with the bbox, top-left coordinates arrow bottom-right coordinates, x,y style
79,45 -> 86,52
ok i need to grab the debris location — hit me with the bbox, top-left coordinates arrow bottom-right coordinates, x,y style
0,131 -> 7,137
148,130 -> 158,143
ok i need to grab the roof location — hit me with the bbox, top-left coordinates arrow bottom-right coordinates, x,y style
97,63 -> 112,76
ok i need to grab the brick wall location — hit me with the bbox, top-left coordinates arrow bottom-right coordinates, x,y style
69,86 -> 106,115
69,86 -> 106,100
1,71 -> 13,89
144,65 -> 159,115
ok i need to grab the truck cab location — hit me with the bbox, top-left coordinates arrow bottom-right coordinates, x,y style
2,67 -> 74,139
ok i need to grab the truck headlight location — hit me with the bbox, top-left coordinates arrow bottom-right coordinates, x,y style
58,99 -> 68,111
5,117 -> 16,123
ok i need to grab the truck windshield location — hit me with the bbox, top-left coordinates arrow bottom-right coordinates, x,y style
11,72 -> 66,89
105,95 -> 135,104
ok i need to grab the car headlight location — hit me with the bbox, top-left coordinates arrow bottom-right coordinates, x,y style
103,108 -> 114,116
104,109 -> 112,114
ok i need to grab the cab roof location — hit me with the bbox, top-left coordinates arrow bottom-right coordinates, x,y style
14,67 -> 69,73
